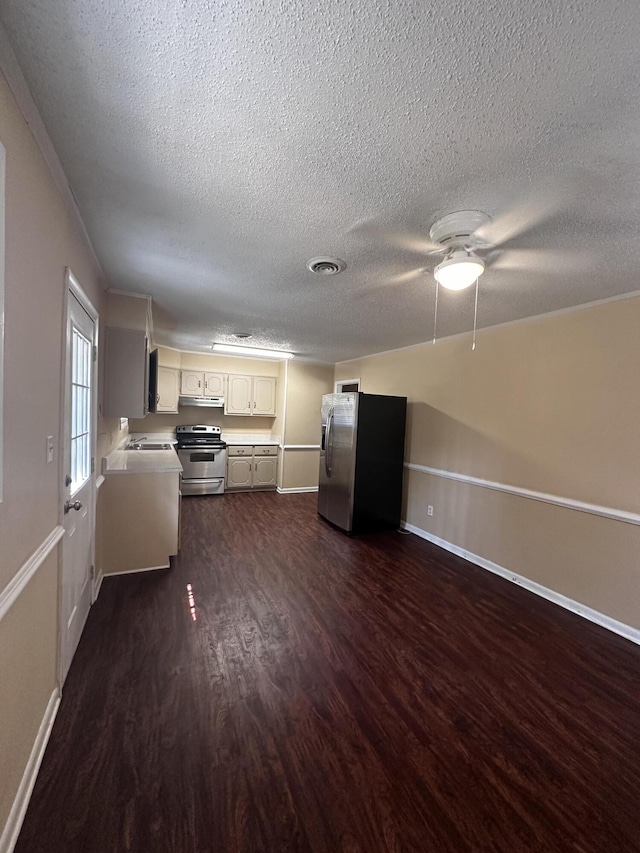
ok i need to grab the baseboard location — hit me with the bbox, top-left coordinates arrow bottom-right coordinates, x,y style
102,563 -> 170,578
92,571 -> 103,603
402,521 -> 640,646
277,486 -> 319,494
0,687 -> 60,853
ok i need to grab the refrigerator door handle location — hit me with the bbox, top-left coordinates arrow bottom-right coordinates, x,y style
325,407 -> 334,476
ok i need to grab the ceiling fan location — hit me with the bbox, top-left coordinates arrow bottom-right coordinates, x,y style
413,209 -> 494,290
349,185 -> 591,347
351,174 -> 593,287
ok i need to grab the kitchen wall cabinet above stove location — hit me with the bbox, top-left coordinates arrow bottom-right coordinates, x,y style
225,374 -> 277,416
180,370 -> 225,397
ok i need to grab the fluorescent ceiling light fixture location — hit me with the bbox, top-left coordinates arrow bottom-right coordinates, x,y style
212,343 -> 294,359
434,254 -> 485,291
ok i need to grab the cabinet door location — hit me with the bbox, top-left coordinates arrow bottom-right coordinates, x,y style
104,328 -> 149,418
225,374 -> 252,415
253,456 -> 277,488
181,370 -> 203,395
204,372 -> 225,397
253,376 -> 277,416
227,457 -> 252,488
157,366 -> 180,413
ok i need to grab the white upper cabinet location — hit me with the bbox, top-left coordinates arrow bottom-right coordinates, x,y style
180,370 -> 226,397
253,376 -> 277,416
104,327 -> 149,418
156,366 -> 180,413
225,374 -> 253,415
180,370 -> 203,395
203,372 -> 225,397
225,374 -> 277,416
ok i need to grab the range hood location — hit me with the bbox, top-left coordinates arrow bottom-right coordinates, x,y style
178,395 -> 225,408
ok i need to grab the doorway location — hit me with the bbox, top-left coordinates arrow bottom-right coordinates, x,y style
59,270 -> 98,686
335,378 -> 360,393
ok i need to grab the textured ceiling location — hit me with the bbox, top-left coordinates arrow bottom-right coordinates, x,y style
3,0 -> 640,362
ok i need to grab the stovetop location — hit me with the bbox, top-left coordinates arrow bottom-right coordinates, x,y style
176,424 -> 226,448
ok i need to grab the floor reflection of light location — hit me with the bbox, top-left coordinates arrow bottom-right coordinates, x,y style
186,583 -> 197,621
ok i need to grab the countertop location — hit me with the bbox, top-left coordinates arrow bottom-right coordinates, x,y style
102,433 -> 281,474
103,434 -> 183,475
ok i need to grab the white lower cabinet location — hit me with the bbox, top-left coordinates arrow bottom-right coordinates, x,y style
227,457 -> 252,489
100,471 -> 181,573
226,444 -> 277,490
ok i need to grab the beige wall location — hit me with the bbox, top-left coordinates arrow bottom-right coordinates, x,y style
283,361 -> 333,446
279,361 -> 333,489
336,297 -> 640,629
179,351 -> 280,377
0,72 -> 110,834
157,345 -> 181,368
0,554 -> 59,835
105,292 -> 149,330
280,449 -> 321,490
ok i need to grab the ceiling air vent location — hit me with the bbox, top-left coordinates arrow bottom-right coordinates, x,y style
307,257 -> 347,275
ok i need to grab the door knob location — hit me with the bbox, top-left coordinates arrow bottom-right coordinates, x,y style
64,499 -> 83,514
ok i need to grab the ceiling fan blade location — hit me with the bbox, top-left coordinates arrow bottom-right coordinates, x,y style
385,267 -> 429,284
347,218 -> 442,254
383,232 -> 443,254
490,248 -> 593,274
474,185 -> 566,248
355,266 -> 427,297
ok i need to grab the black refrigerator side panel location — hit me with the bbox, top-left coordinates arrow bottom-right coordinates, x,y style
352,394 -> 407,533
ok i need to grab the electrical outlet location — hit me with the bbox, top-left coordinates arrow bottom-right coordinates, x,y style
46,435 -> 54,464
427,505 -> 434,517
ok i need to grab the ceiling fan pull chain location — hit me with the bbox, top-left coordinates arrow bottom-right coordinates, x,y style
433,280 -> 439,345
472,277 -> 479,351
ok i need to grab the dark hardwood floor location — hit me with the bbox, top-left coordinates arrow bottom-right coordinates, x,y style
16,492 -> 640,852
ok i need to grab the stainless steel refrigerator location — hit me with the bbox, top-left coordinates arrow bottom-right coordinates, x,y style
318,392 -> 407,534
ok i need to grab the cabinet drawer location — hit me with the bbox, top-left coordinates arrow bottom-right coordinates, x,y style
253,445 -> 278,456
227,445 -> 251,456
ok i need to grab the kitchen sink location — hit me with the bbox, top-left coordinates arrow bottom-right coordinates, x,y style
127,442 -> 174,451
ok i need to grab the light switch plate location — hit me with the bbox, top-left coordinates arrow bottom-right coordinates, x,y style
46,435 -> 54,464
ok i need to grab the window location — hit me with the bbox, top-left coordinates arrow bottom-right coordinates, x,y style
70,326 -> 92,493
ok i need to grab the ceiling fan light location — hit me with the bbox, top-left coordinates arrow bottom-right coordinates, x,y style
434,257 -> 485,290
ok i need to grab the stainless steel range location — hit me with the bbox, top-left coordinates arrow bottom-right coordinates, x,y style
176,425 -> 227,495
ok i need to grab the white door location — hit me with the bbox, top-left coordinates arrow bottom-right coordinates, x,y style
60,285 -> 97,684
